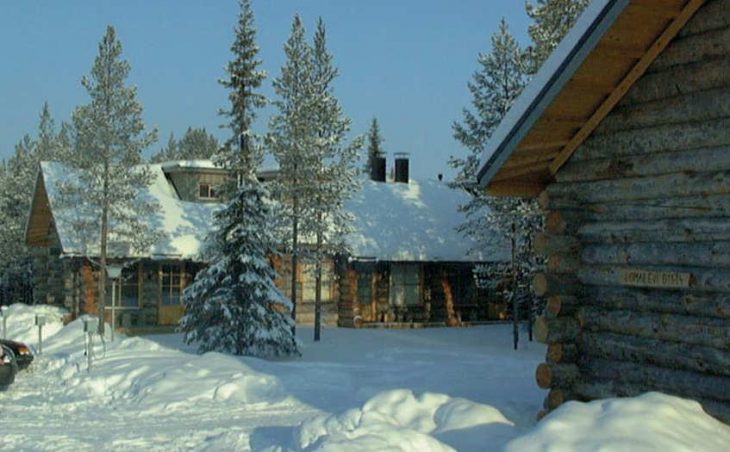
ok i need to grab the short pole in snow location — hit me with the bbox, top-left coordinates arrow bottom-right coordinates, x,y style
83,317 -> 98,371
35,315 -> 46,355
1,307 -> 6,339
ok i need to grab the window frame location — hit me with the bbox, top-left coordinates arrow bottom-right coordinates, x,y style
198,183 -> 218,200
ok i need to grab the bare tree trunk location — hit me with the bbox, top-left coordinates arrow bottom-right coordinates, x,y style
290,194 -> 299,336
314,221 -> 323,342
98,187 -> 108,335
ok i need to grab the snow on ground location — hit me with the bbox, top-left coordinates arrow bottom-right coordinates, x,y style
1,304 -> 729,451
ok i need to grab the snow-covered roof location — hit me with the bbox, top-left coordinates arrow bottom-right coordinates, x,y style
41,161 -> 218,260
39,161 -> 507,262
346,178 -> 507,262
477,0 -> 623,190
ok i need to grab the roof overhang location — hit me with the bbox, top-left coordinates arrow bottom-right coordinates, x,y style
477,0 -> 706,197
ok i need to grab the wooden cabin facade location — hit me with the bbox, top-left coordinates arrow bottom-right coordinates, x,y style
477,0 -> 729,423
27,160 -> 508,331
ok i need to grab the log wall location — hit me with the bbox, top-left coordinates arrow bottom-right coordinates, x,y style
534,0 -> 730,423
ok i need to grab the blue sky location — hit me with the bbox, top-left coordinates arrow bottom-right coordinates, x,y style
0,1 -> 530,179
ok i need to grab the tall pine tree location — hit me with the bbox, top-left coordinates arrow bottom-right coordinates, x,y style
451,19 -> 543,344
268,15 -> 314,326
64,26 -> 158,333
309,18 -> 362,341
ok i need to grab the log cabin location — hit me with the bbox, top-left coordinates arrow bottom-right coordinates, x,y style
26,158 -> 509,332
476,0 -> 730,422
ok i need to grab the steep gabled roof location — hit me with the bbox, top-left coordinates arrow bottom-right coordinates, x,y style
28,161 -> 509,263
477,0 -> 705,197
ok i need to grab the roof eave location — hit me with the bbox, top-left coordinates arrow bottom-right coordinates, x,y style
476,0 -> 629,191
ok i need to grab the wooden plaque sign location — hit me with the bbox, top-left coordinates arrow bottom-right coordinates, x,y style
618,269 -> 691,289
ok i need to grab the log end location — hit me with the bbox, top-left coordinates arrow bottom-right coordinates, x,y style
547,388 -> 566,410
533,273 -> 548,296
535,315 -> 549,344
536,363 -> 552,389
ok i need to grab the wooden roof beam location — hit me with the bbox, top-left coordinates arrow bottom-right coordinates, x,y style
548,0 -> 707,175
487,180 -> 546,198
518,140 -> 570,153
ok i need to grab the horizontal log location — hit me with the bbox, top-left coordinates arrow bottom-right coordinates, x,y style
572,117 -> 730,162
578,218 -> 730,244
583,285 -> 730,319
534,232 -> 581,256
573,379 -> 730,424
539,193 -> 730,222
624,55 -> 730,106
557,146 -> 730,184
534,315 -> 580,344
545,295 -> 579,319
533,273 -> 581,297
653,25 -> 730,71
536,363 -> 580,389
578,264 -> 730,294
581,357 -> 730,402
579,331 -> 730,377
678,0 -> 730,38
582,241 -> 730,268
578,306 -> 730,350
597,87 -> 730,136
546,342 -> 578,364
549,171 -> 730,205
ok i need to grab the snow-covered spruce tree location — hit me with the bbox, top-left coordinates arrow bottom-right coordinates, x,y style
364,117 -> 384,175
268,15 -> 315,326
179,0 -> 297,357
451,18 -> 544,335
150,127 -> 219,163
525,0 -> 591,74
179,176 -> 300,357
63,26 -> 158,333
217,0 -> 267,183
308,18 -> 362,341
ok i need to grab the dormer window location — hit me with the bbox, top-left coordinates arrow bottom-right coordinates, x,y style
198,183 -> 218,200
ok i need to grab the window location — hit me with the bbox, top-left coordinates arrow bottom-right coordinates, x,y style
357,271 -> 373,305
161,264 -> 185,306
120,266 -> 140,307
389,264 -> 421,306
198,183 -> 218,200
108,264 -> 140,308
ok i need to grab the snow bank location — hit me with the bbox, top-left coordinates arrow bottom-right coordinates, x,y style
4,304 -> 288,414
505,392 -> 730,452
294,389 -> 516,451
1,303 -> 67,346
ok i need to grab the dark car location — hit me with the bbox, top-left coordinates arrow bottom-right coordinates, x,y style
0,339 -> 33,370
0,345 -> 17,388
